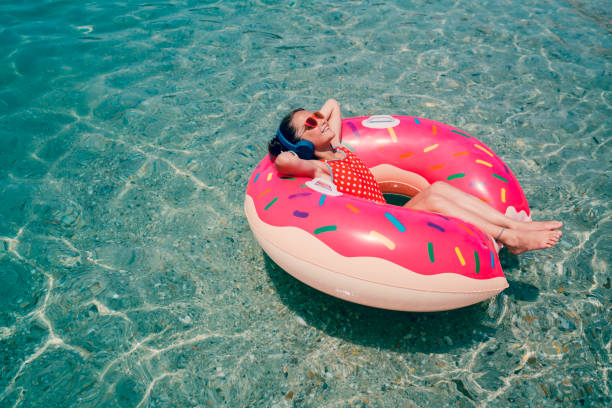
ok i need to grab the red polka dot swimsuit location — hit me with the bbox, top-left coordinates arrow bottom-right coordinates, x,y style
321,146 -> 386,204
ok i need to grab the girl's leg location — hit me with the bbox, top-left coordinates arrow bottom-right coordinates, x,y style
405,187 -> 562,254
423,182 -> 562,231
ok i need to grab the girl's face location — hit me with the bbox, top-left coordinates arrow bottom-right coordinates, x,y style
291,110 -> 335,150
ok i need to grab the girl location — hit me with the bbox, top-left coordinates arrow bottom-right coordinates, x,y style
268,99 -> 562,254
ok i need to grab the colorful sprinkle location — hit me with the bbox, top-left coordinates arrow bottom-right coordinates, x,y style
414,118 -> 420,125
427,222 -> 445,232
476,159 -> 493,167
503,163 -> 509,174
451,129 -> 471,138
457,222 -> 474,236
474,251 -> 480,274
265,197 -> 278,210
347,122 -> 360,139
493,173 -> 508,183
431,213 -> 450,221
342,142 -> 355,151
370,230 -> 395,250
293,210 -> 309,218
384,213 -> 406,232
289,192 -> 312,199
400,152 -> 413,159
319,195 -> 326,206
258,188 -> 272,198
455,247 -> 466,266
424,144 -> 439,152
387,127 -> 398,143
346,203 -> 360,213
314,225 -> 337,234
430,164 -> 445,171
428,242 -> 435,262
478,197 -> 490,203
474,144 -> 494,157
501,187 -> 506,203
490,251 -> 495,269
267,172 -> 273,181
254,173 -> 260,183
452,151 -> 469,157
432,125 -> 437,135
280,176 -> 296,180
447,173 -> 465,180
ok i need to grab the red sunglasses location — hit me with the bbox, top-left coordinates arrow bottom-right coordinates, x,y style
304,111 -> 325,129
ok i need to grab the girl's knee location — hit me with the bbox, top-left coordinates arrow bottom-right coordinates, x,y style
430,181 -> 450,195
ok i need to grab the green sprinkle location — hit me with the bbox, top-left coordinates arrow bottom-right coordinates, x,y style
451,129 -> 471,138
474,251 -> 480,274
300,184 -> 307,187
447,173 -> 465,181
314,225 -> 337,234
428,242 -> 434,263
492,173 -> 508,183
264,197 -> 278,210
340,142 -> 355,151
279,177 -> 296,180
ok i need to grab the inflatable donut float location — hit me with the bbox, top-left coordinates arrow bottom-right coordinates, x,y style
244,115 -> 530,311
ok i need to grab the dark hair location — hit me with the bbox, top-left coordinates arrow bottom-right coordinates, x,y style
268,108 -> 305,159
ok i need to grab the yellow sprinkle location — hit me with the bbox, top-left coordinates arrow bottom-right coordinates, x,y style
432,125 -> 437,135
452,151 -> 469,157
399,152 -> 413,159
257,188 -> 272,198
370,230 -> 395,250
474,144 -> 494,157
346,203 -> 360,213
424,144 -> 439,153
501,187 -> 506,203
387,127 -> 397,143
455,247 -> 466,266
475,159 -> 492,167
430,164 -> 445,170
267,172 -> 273,181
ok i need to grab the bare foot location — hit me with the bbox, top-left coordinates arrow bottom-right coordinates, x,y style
513,220 -> 563,231
501,229 -> 562,255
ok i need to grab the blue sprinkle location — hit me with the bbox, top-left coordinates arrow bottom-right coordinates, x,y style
431,213 -> 449,221
414,117 -> 420,124
384,213 -> 406,232
490,251 -> 495,269
254,173 -> 260,183
293,210 -> 309,218
289,192 -> 312,199
319,195 -> 326,206
427,222 -> 445,232
347,122 -> 360,139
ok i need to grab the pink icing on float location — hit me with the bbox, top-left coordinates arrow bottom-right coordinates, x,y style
244,115 -> 530,312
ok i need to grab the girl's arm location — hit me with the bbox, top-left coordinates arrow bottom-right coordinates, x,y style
274,152 -> 331,181
319,99 -> 342,146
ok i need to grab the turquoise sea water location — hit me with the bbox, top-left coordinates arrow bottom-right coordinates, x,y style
0,0 -> 610,406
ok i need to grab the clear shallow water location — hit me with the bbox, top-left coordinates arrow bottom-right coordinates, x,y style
0,0 -> 610,406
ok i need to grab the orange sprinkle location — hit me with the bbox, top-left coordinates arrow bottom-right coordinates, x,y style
478,197 -> 490,203
501,187 -> 506,203
476,159 -> 493,167
452,151 -> 469,157
424,144 -> 439,152
432,125 -> 437,135
346,203 -> 360,213
399,152 -> 413,159
429,164 -> 445,170
387,127 -> 397,143
458,222 -> 474,236
258,188 -> 272,198
474,144 -> 494,157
